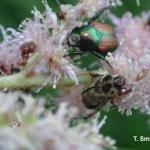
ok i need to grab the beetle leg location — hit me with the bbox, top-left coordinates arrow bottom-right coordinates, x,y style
70,110 -> 98,126
88,6 -> 111,23
64,51 -> 85,57
82,86 -> 96,94
83,110 -> 99,119
110,99 -> 116,106
91,51 -> 113,69
69,51 -> 85,55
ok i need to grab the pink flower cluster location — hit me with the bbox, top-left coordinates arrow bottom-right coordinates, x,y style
0,92 -> 116,150
107,12 -> 150,114
0,0 -> 122,87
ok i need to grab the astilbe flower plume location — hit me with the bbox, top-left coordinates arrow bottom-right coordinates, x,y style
107,12 -> 150,115
60,0 -> 122,27
0,92 -> 116,150
0,0 -> 149,149
0,0 -> 122,88
0,0 -> 149,115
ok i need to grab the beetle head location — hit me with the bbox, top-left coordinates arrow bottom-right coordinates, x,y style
68,27 -> 81,47
113,76 -> 132,95
113,76 -> 125,90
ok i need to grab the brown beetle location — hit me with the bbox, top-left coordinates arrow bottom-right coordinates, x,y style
82,72 -> 132,118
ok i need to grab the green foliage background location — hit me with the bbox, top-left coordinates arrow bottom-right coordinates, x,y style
0,0 -> 150,150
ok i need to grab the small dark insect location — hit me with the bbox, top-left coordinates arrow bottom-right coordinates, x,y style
145,16 -> 150,29
146,16 -> 150,25
57,11 -> 66,20
0,64 -> 20,75
82,72 -> 132,118
66,7 -> 118,68
0,65 -> 10,75
18,41 -> 36,66
20,41 -> 36,55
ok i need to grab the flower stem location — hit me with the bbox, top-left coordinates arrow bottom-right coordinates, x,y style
0,50 -> 91,89
0,72 -> 91,89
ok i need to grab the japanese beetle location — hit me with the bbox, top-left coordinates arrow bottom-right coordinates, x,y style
67,7 -> 119,68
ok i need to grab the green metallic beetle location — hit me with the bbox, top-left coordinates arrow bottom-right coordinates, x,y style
67,7 -> 118,68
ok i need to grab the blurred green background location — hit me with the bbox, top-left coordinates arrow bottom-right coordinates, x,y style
0,0 -> 150,150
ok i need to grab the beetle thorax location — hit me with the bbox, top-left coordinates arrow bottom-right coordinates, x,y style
95,75 -> 119,97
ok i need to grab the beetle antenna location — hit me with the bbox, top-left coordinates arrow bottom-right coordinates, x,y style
88,6 -> 111,23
